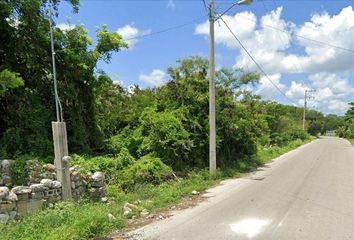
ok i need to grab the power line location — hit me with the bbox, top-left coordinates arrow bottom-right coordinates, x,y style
124,15 -> 207,41
262,0 -> 305,73
216,4 -> 354,53
215,1 -> 238,20
56,14 -> 207,52
218,16 -> 298,105
201,0 -> 209,12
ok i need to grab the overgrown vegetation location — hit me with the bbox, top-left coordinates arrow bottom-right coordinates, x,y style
0,0 -> 350,239
0,139 -> 310,240
337,102 -> 354,139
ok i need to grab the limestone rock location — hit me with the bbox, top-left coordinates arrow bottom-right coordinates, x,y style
0,187 -> 9,200
108,213 -> 116,222
70,172 -> 80,182
191,190 -> 199,195
52,181 -> 62,189
5,192 -> 17,202
11,186 -> 31,195
1,160 -> 10,173
92,172 -> 105,182
140,209 -> 150,217
0,202 -> 16,212
43,164 -> 55,172
123,202 -> 138,217
40,179 -> 54,188
90,186 -> 105,200
9,211 -> 16,221
30,184 -> 47,193
123,206 -> 132,217
69,165 -> 80,173
0,213 -> 9,224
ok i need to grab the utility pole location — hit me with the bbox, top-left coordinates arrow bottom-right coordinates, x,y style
49,3 -> 72,201
49,5 -> 60,122
209,0 -> 216,175
303,89 -> 315,131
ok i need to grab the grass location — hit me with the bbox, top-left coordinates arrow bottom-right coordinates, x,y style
349,139 -> 354,145
256,138 -> 314,165
0,138 -> 313,240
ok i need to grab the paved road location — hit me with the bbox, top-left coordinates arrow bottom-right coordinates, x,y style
125,137 -> 354,240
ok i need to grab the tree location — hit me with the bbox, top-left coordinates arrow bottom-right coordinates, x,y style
0,0 -> 127,156
0,69 -> 24,97
337,102 -> 354,139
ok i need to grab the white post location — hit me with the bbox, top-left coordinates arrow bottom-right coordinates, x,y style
52,122 -> 72,200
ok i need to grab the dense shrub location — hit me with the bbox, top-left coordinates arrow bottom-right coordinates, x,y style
120,154 -> 174,190
71,148 -> 135,176
282,129 -> 310,142
9,157 -> 29,186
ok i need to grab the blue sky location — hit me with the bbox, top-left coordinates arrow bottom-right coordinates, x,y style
56,0 -> 354,115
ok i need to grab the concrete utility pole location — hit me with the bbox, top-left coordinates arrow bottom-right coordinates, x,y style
208,0 -> 253,175
209,0 -> 216,175
49,4 -> 72,201
303,89 -> 315,131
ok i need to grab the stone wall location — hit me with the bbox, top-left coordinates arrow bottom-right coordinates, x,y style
0,160 -> 11,186
70,166 -> 106,201
0,179 -> 62,223
27,161 -> 56,184
0,160 -> 107,224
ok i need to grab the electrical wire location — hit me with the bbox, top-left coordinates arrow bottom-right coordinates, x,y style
218,16 -> 298,105
216,3 -> 354,53
56,14 -> 208,52
262,0 -> 305,73
201,0 -> 209,13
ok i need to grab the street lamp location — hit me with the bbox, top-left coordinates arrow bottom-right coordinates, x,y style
237,0 -> 253,5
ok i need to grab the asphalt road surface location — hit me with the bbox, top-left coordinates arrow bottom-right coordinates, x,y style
125,137 -> 354,240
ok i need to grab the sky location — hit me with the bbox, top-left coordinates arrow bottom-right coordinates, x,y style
56,0 -> 354,116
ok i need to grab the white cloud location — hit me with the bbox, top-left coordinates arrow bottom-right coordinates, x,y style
117,24 -> 151,48
256,74 -> 286,100
327,100 -> 350,115
285,81 -> 308,103
57,22 -> 75,31
295,6 -> 354,74
139,69 -> 167,87
195,6 -> 354,115
195,11 -> 257,49
167,0 -> 176,9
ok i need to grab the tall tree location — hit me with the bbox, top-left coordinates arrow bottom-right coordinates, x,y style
0,0 -> 127,156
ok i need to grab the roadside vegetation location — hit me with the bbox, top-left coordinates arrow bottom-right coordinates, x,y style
0,0 -> 351,239
0,138 -> 313,240
337,102 -> 354,141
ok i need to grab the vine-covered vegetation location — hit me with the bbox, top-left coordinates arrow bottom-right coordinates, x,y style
1,0 -> 351,239
0,0 -> 346,180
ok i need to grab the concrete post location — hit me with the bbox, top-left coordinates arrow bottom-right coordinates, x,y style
52,122 -> 72,201
209,0 -> 216,175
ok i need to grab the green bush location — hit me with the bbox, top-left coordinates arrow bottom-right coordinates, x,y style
0,201 -> 125,240
137,108 -> 192,168
72,148 -> 134,172
9,157 -> 29,186
121,154 -> 174,190
105,134 -> 126,155
282,129 -> 310,142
